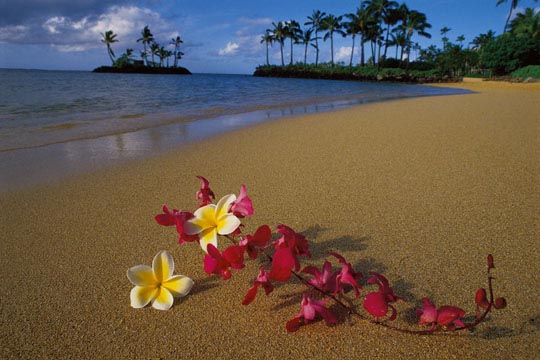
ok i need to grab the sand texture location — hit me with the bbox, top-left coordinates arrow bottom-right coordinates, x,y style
1,81 -> 539,359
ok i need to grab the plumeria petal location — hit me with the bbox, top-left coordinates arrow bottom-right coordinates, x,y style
152,250 -> 174,282
185,205 -> 217,235
215,194 -> 237,218
216,214 -> 241,235
162,275 -> 194,297
199,227 -> 218,252
130,286 -> 158,308
127,265 -> 157,286
151,287 -> 174,310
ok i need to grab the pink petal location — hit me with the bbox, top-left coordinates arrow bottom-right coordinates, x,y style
417,297 -> 438,325
230,184 -> 254,217
269,247 -> 296,282
437,306 -> 466,327
242,284 -> 259,306
363,291 -> 388,318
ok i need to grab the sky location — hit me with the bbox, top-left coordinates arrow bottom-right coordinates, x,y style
0,0 -> 538,74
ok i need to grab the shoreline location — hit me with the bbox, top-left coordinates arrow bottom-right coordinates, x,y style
0,83 -> 469,193
1,81 -> 539,359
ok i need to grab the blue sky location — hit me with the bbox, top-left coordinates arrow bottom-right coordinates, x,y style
0,0 -> 538,74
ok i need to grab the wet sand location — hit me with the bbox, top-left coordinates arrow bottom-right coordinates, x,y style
1,81 -> 539,359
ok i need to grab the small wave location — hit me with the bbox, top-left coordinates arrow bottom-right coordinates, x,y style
41,122 -> 81,131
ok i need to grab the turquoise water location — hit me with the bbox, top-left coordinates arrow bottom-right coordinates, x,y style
0,69 -> 470,190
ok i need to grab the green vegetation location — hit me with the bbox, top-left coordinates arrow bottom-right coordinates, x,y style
95,26 -> 190,74
256,1 -> 540,82
511,65 -> 540,79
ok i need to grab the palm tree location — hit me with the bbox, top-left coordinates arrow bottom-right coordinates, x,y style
509,7 -> 540,38
471,30 -> 496,50
321,14 -> 346,66
396,6 -> 432,65
170,36 -> 183,68
298,28 -> 316,64
157,46 -> 168,67
270,22 -> 286,66
355,5 -> 371,66
150,42 -> 160,67
496,0 -> 538,33
382,6 -> 401,59
100,30 -> 118,65
345,13 -> 361,66
365,0 -> 398,62
285,20 -> 302,65
440,26 -> 451,50
137,25 -> 154,66
260,30 -> 273,66
456,35 -> 466,48
305,10 -> 327,65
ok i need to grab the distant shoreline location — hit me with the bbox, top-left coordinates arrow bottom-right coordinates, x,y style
92,65 -> 192,75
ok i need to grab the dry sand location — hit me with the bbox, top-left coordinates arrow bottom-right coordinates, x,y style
1,81 -> 539,359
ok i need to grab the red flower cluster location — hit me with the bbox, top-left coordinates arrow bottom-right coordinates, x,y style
155,177 -> 507,335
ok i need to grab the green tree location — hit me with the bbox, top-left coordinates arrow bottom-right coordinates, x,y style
298,28 -> 316,64
260,30 -> 274,66
170,36 -> 183,68
100,30 -> 118,65
440,26 -> 451,50
150,42 -> 160,67
285,20 -> 302,65
509,7 -> 540,38
305,10 -> 327,65
321,14 -> 346,66
137,25 -> 154,66
344,12 -> 361,66
270,22 -> 287,66
481,33 -> 540,74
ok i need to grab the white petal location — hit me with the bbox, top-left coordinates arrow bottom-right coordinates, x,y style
127,265 -> 157,286
151,287 -> 174,310
215,194 -> 237,219
217,214 -> 241,235
152,250 -> 174,282
163,275 -> 194,297
130,286 -> 158,308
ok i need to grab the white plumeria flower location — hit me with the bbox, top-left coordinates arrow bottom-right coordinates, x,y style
127,250 -> 194,310
184,194 -> 241,252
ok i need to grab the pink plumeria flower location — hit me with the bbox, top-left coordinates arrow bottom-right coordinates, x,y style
127,250 -> 194,310
184,194 -> 241,252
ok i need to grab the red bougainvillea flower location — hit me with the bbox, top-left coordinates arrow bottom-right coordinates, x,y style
230,184 -> 254,218
155,205 -> 199,244
330,252 -> 363,298
416,297 -> 438,329
436,306 -> 466,329
242,269 -> 274,305
203,244 -> 245,280
363,272 -> 404,321
416,299 -> 466,330
286,293 -> 337,332
196,175 -> 215,206
302,261 -> 338,293
239,224 -> 272,260
269,225 -> 311,282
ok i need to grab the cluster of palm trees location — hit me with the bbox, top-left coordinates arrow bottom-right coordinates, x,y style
261,0 -> 432,67
100,26 -> 184,68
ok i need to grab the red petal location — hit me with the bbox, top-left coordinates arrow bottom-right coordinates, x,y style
252,224 -> 272,247
286,318 -> 301,333
437,306 -> 466,327
363,292 -> 388,318
223,245 -> 245,269
242,285 -> 259,306
475,288 -> 490,309
203,254 -> 218,275
487,254 -> 495,270
494,297 -> 507,309
269,248 -> 295,282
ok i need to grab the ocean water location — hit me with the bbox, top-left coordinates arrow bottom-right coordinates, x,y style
0,69 -> 470,190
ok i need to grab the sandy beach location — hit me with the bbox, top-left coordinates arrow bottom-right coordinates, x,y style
1,80 -> 539,359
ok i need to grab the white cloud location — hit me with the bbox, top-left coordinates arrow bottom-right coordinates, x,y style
218,41 -> 239,56
335,46 -> 356,63
42,16 -> 66,34
0,25 -> 29,42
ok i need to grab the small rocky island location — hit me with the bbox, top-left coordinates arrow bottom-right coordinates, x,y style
94,26 -> 191,75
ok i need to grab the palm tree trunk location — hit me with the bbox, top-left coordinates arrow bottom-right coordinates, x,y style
360,34 -> 365,66
315,30 -> 319,66
266,43 -> 269,66
290,39 -> 293,65
280,42 -> 284,66
503,7 -> 513,33
330,33 -> 334,66
174,45 -> 178,68
349,34 -> 355,67
107,46 -> 114,65
383,24 -> 391,59
304,43 -> 308,64
143,44 -> 148,66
